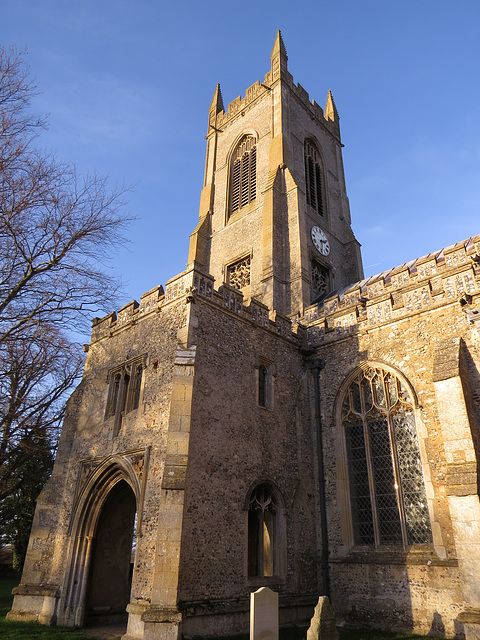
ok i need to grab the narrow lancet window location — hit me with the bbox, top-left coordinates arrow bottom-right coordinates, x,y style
130,364 -> 143,411
258,365 -> 267,408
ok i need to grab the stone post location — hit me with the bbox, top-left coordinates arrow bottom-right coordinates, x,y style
307,596 -> 339,640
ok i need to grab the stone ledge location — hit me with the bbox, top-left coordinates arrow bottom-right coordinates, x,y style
179,592 -> 317,617
458,609 -> 480,624
330,551 -> 458,567
140,606 -> 182,623
126,602 -> 149,615
12,583 -> 59,598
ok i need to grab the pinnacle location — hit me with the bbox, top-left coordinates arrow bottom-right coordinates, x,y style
209,83 -> 224,115
271,30 -> 288,60
325,90 -> 339,122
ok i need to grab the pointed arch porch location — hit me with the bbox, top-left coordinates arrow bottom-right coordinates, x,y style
57,451 -> 147,628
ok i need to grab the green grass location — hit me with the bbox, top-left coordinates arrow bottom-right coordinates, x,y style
0,577 -> 438,640
0,578 -> 19,618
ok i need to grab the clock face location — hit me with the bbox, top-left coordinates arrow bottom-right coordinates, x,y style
311,226 -> 330,256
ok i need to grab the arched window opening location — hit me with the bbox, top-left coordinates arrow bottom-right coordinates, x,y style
256,360 -> 274,409
248,484 -> 279,577
304,140 -> 324,216
230,136 -> 257,216
105,357 -> 144,423
341,366 -> 432,547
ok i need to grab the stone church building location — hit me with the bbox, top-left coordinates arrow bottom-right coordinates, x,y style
8,32 -> 480,640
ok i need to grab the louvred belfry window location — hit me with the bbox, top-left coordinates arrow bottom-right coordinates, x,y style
341,366 -> 432,548
304,140 -> 324,216
230,136 -> 257,216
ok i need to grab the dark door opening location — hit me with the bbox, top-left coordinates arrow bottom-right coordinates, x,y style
85,480 -> 136,626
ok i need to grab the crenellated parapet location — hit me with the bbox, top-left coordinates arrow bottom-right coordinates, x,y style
90,266 -> 298,345
91,285 -> 165,343
213,74 -> 337,138
303,235 -> 480,347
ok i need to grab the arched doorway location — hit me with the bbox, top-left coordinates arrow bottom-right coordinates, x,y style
85,480 -> 136,625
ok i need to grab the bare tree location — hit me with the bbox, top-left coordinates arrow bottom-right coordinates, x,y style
0,325 -> 83,501
0,46 -> 131,561
0,48 -> 130,345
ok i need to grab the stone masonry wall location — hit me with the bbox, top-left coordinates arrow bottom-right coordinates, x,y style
302,236 -> 480,636
12,284 -> 188,624
177,292 -> 319,636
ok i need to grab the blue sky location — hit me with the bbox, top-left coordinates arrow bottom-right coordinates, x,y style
2,1 -> 480,336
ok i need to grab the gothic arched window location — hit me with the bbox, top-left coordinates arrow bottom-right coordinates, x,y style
105,357 -> 144,422
341,366 -> 432,547
304,140 -> 324,216
248,483 -> 284,577
230,136 -> 257,216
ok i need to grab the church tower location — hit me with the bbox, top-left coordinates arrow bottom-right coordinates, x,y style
188,31 -> 363,317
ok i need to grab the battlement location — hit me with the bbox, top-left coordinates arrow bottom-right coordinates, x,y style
212,60 -> 335,137
90,267 -> 298,345
303,235 -> 480,347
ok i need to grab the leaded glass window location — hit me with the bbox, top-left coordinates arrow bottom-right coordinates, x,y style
341,366 -> 432,547
304,140 -> 324,216
230,136 -> 257,216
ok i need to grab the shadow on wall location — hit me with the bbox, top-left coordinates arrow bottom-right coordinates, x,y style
461,341 -> 480,494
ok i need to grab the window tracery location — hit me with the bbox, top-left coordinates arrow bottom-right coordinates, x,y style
105,357 -> 144,424
248,484 -> 277,577
341,366 -> 432,547
227,255 -> 251,290
230,136 -> 257,216
304,140 -> 324,216
311,260 -> 329,299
